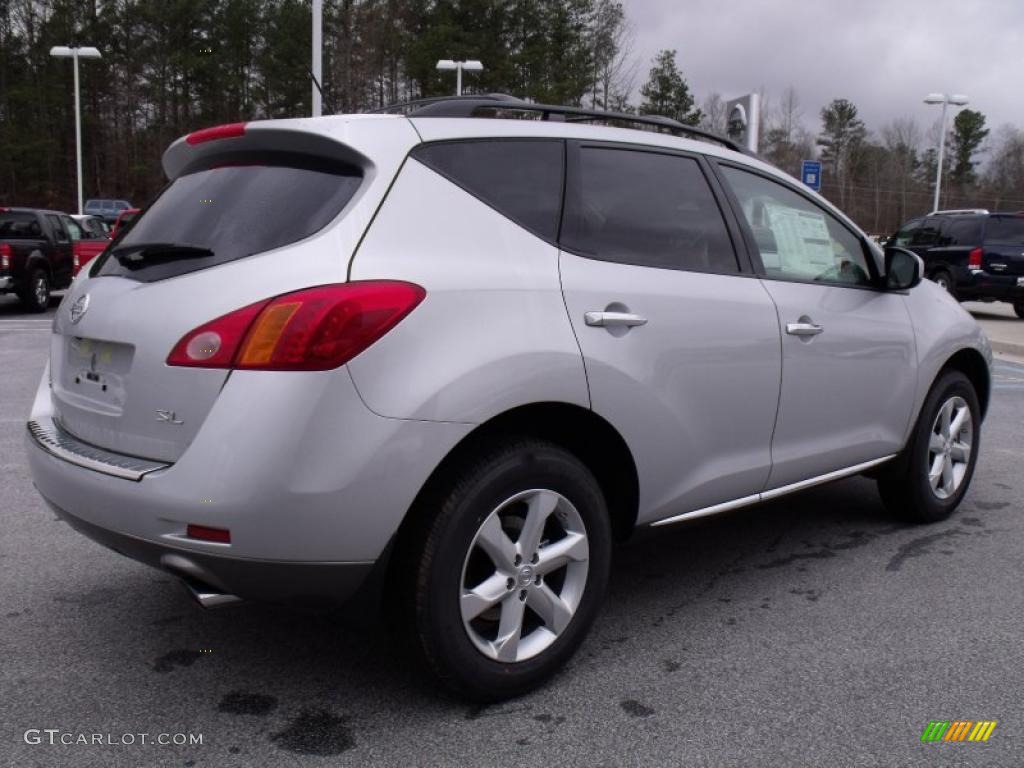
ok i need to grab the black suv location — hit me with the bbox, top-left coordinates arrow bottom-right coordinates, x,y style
891,209 -> 1024,317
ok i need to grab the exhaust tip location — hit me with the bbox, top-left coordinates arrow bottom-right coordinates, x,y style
189,587 -> 243,610
159,552 -> 243,610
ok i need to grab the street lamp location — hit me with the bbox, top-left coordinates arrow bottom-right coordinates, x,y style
312,0 -> 322,116
436,59 -> 483,96
50,45 -> 102,215
924,92 -> 969,212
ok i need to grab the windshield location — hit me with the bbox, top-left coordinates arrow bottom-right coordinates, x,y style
91,152 -> 363,282
984,216 -> 1024,246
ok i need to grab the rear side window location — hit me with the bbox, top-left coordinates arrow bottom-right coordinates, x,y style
412,139 -> 564,241
46,214 -> 69,243
911,219 -> 941,247
984,216 -> 1024,245
92,153 -> 362,282
939,217 -> 983,246
0,212 -> 41,238
562,147 -> 739,273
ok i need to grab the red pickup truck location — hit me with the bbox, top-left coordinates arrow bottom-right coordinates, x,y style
0,207 -> 76,311
68,214 -> 111,275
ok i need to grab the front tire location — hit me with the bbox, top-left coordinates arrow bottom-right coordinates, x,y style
1013,301 -> 1024,319
877,371 -> 980,523
19,268 -> 50,313
399,439 -> 611,702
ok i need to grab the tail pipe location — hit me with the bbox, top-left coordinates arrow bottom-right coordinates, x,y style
160,553 -> 243,610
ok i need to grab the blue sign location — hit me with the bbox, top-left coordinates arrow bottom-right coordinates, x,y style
801,160 -> 822,191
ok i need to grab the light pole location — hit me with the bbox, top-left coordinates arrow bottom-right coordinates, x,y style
924,92 -> 968,212
50,45 -> 101,215
436,59 -> 483,96
312,0 -> 322,116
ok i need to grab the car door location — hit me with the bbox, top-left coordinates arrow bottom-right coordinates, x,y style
43,213 -> 74,286
715,163 -> 917,489
558,143 -> 782,525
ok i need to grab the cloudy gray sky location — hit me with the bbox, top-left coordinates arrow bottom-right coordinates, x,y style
622,0 -> 1023,143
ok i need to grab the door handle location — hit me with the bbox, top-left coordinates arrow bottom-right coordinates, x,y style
584,311 -> 648,328
785,322 -> 824,337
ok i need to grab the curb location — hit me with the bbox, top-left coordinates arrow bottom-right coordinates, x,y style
990,339 -> 1024,359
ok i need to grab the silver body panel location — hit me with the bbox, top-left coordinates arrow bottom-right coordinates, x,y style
26,113 -> 992,604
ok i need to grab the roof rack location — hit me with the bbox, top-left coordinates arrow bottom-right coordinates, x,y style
930,208 -> 989,216
371,93 -> 750,155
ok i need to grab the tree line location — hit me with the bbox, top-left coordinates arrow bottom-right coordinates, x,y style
1,0 -> 1020,237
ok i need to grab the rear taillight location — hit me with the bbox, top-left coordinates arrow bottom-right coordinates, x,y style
72,252 -> 80,273
167,282 -> 425,371
186,122 -> 247,145
0,243 -> 10,269
969,247 -> 983,269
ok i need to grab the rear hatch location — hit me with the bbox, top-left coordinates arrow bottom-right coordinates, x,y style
983,214 -> 1024,276
50,117 -> 418,462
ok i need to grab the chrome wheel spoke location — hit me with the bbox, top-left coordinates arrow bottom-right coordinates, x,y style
949,406 -> 969,437
535,532 -> 588,576
941,455 -> 954,492
476,515 -> 517,572
527,583 -> 573,634
939,400 -> 953,438
461,573 -> 511,623
518,490 -> 559,558
492,597 -> 526,662
928,432 -> 945,453
950,442 -> 970,463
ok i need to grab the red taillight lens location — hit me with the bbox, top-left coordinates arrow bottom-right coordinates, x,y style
166,282 -> 425,371
72,252 -> 80,273
0,243 -> 10,269
186,122 -> 247,145
186,524 -> 231,544
969,247 -> 983,269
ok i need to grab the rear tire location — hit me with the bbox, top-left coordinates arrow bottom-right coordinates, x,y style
877,371 -> 980,523
1013,301 -> 1024,319
396,438 -> 611,702
18,268 -> 50,313
931,270 -> 956,299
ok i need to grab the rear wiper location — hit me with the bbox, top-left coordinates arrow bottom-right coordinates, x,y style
111,242 -> 214,264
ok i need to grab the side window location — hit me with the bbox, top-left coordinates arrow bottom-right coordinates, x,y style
46,214 -> 69,244
562,147 -> 739,273
939,217 -> 983,246
412,139 -> 564,241
911,219 -> 941,247
720,166 -> 872,286
62,216 -> 82,242
892,218 -> 922,247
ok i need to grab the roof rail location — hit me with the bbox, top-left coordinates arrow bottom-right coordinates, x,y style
930,208 -> 989,216
371,93 -> 750,155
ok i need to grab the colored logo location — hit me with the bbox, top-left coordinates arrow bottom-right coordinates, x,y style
921,720 -> 997,742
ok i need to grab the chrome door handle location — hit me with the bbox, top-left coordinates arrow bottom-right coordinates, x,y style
584,311 -> 648,328
786,322 -> 824,336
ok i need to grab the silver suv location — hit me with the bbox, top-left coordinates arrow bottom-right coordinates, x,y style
26,97 -> 991,701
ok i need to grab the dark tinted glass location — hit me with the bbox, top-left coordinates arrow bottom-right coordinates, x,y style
562,148 -> 738,272
892,218 -> 922,247
0,212 -> 41,238
911,220 -> 941,246
46,214 -> 69,243
92,154 -> 362,282
413,140 -> 564,241
984,216 -> 1024,245
940,217 -> 983,246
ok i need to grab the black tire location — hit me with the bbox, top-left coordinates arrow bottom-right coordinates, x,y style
18,268 -> 50,312
877,371 -> 980,523
396,438 -> 611,702
1013,301 -> 1024,319
931,270 -> 956,299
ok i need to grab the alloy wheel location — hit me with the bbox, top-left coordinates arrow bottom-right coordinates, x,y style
927,395 -> 972,499
459,489 -> 589,663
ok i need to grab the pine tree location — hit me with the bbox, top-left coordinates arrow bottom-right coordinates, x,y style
639,49 -> 701,125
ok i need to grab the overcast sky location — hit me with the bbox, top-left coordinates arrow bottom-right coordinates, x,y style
623,0 -> 1023,143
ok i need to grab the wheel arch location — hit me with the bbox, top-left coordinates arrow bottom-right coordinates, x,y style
938,347 -> 991,419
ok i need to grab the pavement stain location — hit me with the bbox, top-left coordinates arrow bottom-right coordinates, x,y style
151,615 -> 184,626
270,708 -> 354,755
789,588 -> 820,602
620,699 -> 656,717
152,649 -> 202,673
974,501 -> 1009,510
886,528 -> 969,572
662,660 -> 681,672
218,691 -> 278,716
533,713 -> 566,726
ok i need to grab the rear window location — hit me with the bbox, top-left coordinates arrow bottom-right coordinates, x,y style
91,153 -> 362,282
411,139 -> 564,241
0,212 -> 42,238
984,216 -> 1024,245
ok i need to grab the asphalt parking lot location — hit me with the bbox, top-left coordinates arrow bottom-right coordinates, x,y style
2,294 -> 1023,768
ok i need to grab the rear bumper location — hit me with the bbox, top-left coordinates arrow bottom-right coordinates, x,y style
41,491 -> 374,605
958,271 -> 1024,302
0,274 -> 13,291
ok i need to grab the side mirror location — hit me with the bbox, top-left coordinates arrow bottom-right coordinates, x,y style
884,246 -> 923,290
